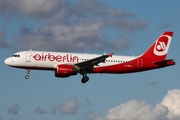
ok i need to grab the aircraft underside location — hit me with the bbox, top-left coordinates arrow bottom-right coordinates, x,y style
14,58 -> 175,84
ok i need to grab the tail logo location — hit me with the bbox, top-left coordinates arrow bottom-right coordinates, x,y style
156,41 -> 166,51
154,35 -> 171,56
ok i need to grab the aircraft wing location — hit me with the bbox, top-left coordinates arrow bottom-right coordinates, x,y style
75,53 -> 113,69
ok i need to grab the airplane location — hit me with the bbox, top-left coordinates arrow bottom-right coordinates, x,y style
4,31 -> 175,83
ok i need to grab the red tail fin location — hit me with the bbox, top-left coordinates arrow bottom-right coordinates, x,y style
141,31 -> 173,60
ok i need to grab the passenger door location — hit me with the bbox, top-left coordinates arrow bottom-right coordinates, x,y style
25,52 -> 31,62
137,58 -> 143,68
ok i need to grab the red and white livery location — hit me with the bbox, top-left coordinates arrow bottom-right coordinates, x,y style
4,31 -> 175,83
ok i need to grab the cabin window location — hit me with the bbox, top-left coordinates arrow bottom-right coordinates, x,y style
12,54 -> 20,57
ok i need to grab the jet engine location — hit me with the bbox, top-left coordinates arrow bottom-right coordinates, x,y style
55,65 -> 77,77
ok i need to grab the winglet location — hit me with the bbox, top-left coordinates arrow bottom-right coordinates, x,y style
109,52 -> 114,57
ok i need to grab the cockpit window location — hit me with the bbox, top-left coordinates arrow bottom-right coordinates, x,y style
12,54 -> 20,57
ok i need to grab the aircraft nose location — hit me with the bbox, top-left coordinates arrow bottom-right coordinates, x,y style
4,58 -> 12,65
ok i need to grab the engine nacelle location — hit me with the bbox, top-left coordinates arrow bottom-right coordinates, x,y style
55,64 -> 77,77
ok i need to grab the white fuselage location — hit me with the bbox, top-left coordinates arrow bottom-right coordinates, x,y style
5,51 -> 137,70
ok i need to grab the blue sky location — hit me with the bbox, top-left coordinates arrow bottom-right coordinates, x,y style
0,0 -> 180,120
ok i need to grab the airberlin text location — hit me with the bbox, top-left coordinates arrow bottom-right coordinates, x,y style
33,53 -> 79,62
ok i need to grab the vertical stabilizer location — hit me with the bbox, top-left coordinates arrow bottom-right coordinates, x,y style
141,31 -> 173,60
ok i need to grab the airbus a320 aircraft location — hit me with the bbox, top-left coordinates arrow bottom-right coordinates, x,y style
4,31 -> 175,83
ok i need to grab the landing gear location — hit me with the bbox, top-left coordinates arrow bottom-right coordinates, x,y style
25,69 -> 30,79
81,76 -> 89,83
25,75 -> 29,79
81,73 -> 89,83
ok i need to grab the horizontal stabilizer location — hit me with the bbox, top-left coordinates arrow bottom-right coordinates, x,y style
153,59 -> 175,66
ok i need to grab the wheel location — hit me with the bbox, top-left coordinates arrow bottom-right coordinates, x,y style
81,76 -> 89,83
25,75 -> 29,79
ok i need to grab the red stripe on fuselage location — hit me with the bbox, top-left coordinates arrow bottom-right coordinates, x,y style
91,58 -> 175,74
